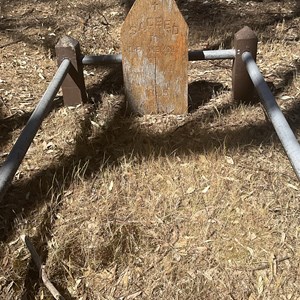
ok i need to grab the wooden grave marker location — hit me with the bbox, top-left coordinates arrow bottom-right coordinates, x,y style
121,0 -> 188,115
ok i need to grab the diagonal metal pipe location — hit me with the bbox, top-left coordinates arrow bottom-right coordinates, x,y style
242,51 -> 300,180
0,59 -> 71,202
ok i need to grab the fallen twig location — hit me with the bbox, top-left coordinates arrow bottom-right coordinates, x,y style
250,256 -> 291,272
0,40 -> 21,49
21,235 -> 65,300
229,256 -> 291,272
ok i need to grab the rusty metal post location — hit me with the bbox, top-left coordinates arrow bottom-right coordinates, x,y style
55,36 -> 87,106
232,26 -> 258,104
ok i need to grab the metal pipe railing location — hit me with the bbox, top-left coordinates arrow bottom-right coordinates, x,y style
81,49 -> 236,65
82,54 -> 122,65
242,51 -> 300,179
188,49 -> 236,61
0,59 -> 71,202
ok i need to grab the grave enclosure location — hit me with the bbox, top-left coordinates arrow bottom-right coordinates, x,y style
56,0 -> 259,114
1,0 -> 300,202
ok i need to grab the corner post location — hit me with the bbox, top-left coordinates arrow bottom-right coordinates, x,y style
232,26 -> 258,105
55,36 -> 87,106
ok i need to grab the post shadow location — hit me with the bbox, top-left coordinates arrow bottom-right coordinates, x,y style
188,80 -> 225,112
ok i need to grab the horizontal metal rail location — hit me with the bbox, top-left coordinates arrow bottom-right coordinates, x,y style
188,49 -> 236,61
82,54 -> 122,65
242,51 -> 300,180
0,59 -> 71,202
81,49 -> 236,65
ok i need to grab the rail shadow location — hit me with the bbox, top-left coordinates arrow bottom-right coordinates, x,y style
2,61 -> 300,241
0,1 -> 299,298
1,0 -> 298,56
176,0 -> 299,49
188,80 -> 226,112
86,65 -> 227,113
274,59 -> 300,95
0,111 -> 32,149
0,16 -> 58,54
0,98 -> 63,152
0,1 -> 107,55
87,65 -> 125,103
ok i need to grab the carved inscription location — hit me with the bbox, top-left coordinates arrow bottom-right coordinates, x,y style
121,0 -> 188,114
124,45 -> 176,55
129,17 -> 179,36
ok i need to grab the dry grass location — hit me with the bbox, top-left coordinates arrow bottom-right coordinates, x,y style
0,0 -> 300,299
45,147 -> 300,299
40,96 -> 300,299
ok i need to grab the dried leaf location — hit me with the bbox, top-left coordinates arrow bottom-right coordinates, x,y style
201,185 -> 210,193
287,183 -> 298,191
203,268 -> 214,281
108,181 -> 114,191
186,187 -> 195,194
126,290 -> 142,299
280,95 -> 292,100
91,120 -> 100,128
9,237 -> 19,246
225,156 -> 234,165
257,275 -> 264,295
74,278 -> 81,290
175,238 -> 188,249
187,270 -> 196,279
247,246 -> 254,257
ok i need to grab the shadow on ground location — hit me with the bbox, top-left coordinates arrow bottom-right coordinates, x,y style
1,0 -> 299,55
1,54 -> 300,234
4,94 -> 299,298
2,61 -> 299,239
0,0 -> 299,293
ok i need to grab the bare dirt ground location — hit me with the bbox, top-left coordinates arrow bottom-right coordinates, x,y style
0,0 -> 300,299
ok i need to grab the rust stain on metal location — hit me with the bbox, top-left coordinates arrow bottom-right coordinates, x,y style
121,0 -> 188,115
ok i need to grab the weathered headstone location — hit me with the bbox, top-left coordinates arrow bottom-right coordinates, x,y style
121,0 -> 188,115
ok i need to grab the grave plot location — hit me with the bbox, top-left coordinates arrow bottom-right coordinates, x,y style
1,1 -> 300,299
